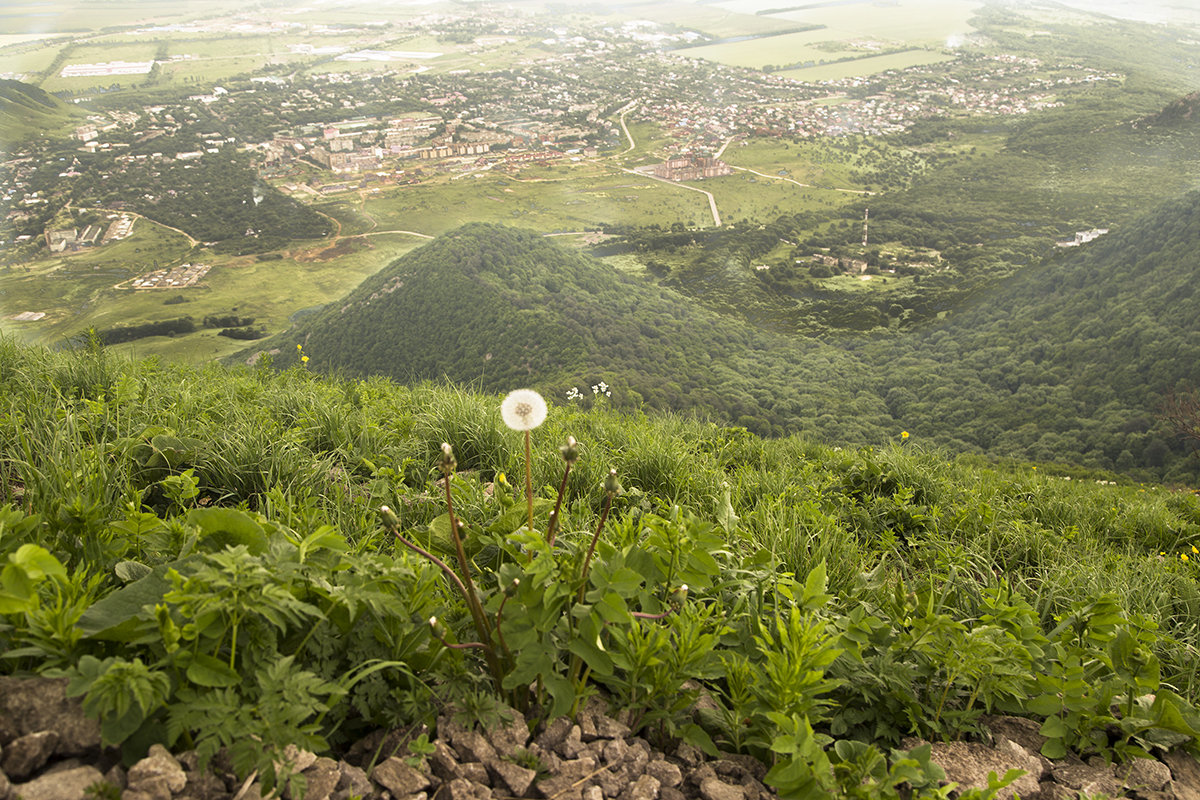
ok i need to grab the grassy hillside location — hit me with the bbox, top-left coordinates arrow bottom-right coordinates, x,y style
241,223 -> 898,443
1,337 -> 1199,794
0,78 -> 77,143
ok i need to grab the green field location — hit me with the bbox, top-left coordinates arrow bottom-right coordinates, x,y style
359,165 -> 720,234
610,1 -> 802,38
0,1 -> 248,34
0,219 -> 424,362
770,0 -> 981,42
778,49 -> 958,81
682,29 -> 851,70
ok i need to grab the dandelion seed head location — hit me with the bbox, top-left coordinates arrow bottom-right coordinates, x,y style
501,389 -> 547,431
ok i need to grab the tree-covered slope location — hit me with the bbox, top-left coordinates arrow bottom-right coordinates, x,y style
248,223 -> 898,441
868,189 -> 1200,480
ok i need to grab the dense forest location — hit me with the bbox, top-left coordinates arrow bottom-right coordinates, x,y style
246,201 -> 1200,482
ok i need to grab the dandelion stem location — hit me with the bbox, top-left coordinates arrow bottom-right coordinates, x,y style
578,491 -> 612,600
524,429 -> 534,535
547,460 -> 572,547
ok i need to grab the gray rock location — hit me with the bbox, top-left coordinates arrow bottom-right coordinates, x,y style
578,713 -> 599,742
624,740 -> 650,776
487,759 -> 537,796
537,775 -> 583,800
1,730 -> 59,779
446,777 -> 491,800
645,761 -> 682,789
373,757 -> 432,797
582,785 -> 604,800
0,678 -> 101,756
555,756 -> 599,780
453,731 -> 499,765
490,709 -> 531,754
672,744 -> 703,769
180,770 -> 226,800
1164,751 -> 1200,800
594,764 -> 628,798
1052,762 -> 1124,797
333,761 -> 373,800
928,741 -> 1042,800
125,775 -> 173,800
537,720 -> 573,755
659,788 -> 686,800
618,774 -> 660,800
601,740 -> 628,765
459,761 -> 492,786
981,716 -> 1047,755
128,744 -> 188,795
10,765 -> 105,800
431,741 -> 463,781
593,718 -> 631,742
297,756 -> 341,800
699,777 -> 745,800
1122,758 -> 1173,792
277,744 -> 319,776
0,768 -> 11,800
106,763 -> 128,790
557,727 -> 585,760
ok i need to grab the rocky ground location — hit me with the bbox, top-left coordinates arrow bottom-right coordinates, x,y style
1,677 -> 1199,800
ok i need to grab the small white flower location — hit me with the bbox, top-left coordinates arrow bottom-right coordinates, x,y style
566,387 -> 583,401
598,381 -> 609,393
501,389 -> 547,431
591,385 -> 600,395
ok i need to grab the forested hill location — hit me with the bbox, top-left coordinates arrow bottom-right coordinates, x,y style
865,189 -> 1200,481
245,223 -> 898,441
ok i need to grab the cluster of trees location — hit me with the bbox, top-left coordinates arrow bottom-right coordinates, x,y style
71,149 -> 333,249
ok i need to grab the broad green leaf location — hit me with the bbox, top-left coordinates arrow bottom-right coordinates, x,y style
186,653 -> 242,687
78,557 -> 201,639
298,526 -> 349,563
185,508 -> 269,554
1040,738 -> 1067,759
115,561 -> 152,583
10,544 -> 67,581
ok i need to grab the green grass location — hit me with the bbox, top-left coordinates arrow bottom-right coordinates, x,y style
0,338 -> 1197,794
359,167 -> 718,235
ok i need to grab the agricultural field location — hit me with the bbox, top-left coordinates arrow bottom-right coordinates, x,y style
680,0 -> 981,71
0,1 -> 249,34
614,1 -> 802,38
681,29 -> 855,71
778,49 -> 959,82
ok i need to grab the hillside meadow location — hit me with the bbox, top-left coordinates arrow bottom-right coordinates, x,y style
1,336 -> 1199,797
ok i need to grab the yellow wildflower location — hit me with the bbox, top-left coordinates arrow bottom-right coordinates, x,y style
901,431 -> 910,440
1192,545 -> 1199,555
301,355 -> 309,364
1184,553 -> 1191,562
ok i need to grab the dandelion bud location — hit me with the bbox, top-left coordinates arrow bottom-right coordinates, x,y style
604,468 -> 621,497
379,505 -> 400,528
439,442 -> 456,474
429,616 -> 446,639
672,584 -> 689,605
505,578 -> 521,598
560,435 -> 580,464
